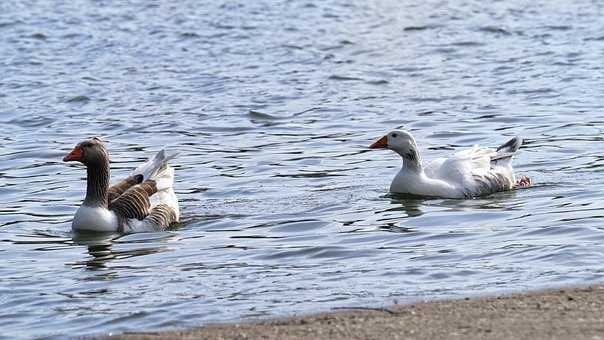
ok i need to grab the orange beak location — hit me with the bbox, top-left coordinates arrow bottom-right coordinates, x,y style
369,135 -> 388,149
63,146 -> 83,162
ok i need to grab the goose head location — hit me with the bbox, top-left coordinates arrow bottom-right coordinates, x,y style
370,130 -> 422,170
63,137 -> 109,166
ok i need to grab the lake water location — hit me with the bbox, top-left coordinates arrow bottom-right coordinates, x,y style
2,0 -> 604,338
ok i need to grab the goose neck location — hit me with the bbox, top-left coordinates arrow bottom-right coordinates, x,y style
83,158 -> 110,207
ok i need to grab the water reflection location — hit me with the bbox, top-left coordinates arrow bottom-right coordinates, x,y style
70,231 -> 174,271
387,194 -> 426,218
71,232 -> 118,270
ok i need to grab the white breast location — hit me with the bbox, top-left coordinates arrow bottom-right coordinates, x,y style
72,205 -> 118,232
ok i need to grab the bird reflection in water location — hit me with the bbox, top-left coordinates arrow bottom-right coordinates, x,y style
71,231 -> 174,270
373,194 -> 427,233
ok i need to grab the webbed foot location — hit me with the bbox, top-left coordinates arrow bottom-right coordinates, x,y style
515,175 -> 531,188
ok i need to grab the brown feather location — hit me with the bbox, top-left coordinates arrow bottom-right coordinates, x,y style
109,180 -> 157,220
145,204 -> 178,229
108,174 -> 143,202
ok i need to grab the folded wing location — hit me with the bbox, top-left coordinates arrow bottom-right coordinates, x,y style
109,149 -> 180,232
427,138 -> 521,197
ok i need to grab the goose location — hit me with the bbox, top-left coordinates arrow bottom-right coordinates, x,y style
369,130 -> 530,198
63,137 -> 180,232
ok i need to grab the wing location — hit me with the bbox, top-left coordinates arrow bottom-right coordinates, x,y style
108,174 -> 143,202
109,180 -> 157,220
429,146 -> 516,197
431,146 -> 495,183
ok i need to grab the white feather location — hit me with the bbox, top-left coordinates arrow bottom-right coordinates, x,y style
131,149 -> 178,181
72,206 -> 118,232
132,149 -> 180,221
149,164 -> 180,221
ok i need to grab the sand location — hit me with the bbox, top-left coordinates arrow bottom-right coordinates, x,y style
108,285 -> 604,340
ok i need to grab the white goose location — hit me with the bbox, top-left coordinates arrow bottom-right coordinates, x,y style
369,130 -> 530,198
63,138 -> 180,232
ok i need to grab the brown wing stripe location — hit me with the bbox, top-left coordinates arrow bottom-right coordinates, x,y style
145,204 -> 177,229
109,180 -> 157,220
108,174 -> 143,202
138,180 -> 157,196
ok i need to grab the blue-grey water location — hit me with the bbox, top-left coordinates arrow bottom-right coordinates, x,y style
2,0 -> 604,338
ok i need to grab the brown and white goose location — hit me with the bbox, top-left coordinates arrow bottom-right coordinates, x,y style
63,138 -> 180,233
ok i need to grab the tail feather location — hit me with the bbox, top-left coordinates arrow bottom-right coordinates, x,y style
148,166 -> 179,221
136,150 -> 180,222
491,137 -> 522,166
131,149 -> 178,181
153,165 -> 175,192
496,137 -> 522,154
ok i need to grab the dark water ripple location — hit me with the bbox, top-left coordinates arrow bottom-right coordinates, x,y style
2,0 -> 604,338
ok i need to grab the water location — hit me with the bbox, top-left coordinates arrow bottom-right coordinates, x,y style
1,0 -> 604,338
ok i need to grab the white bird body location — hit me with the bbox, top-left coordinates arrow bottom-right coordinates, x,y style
73,206 -> 119,232
370,130 -> 527,198
390,169 -> 460,198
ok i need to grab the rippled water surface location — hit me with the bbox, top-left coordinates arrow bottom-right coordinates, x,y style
2,0 -> 604,338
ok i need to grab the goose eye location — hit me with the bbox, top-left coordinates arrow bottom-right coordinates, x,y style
391,133 -> 398,138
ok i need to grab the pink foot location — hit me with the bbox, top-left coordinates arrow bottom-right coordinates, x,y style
515,175 -> 531,188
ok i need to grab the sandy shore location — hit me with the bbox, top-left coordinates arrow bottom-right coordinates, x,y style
108,285 -> 604,340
